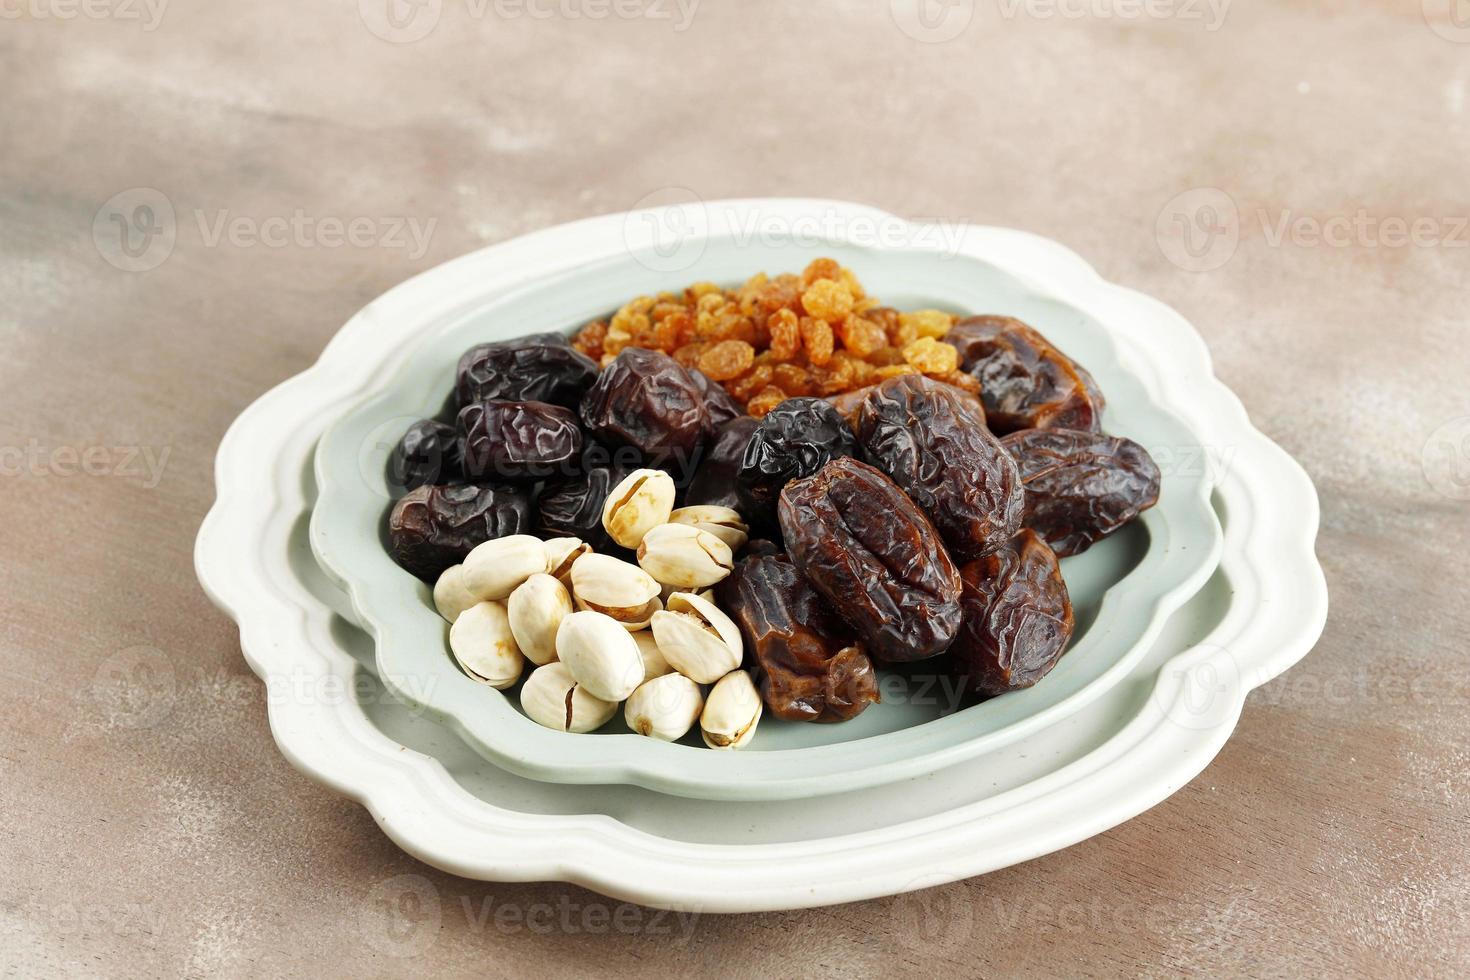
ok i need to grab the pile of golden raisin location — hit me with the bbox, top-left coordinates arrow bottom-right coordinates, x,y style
571,258 -> 974,417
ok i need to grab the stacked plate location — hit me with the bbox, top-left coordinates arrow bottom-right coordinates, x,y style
195,199 -> 1327,912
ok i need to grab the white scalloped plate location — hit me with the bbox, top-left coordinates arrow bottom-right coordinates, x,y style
196,200 -> 1327,911
307,220 -> 1222,801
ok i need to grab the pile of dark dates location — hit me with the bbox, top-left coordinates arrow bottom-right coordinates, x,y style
387,306 -> 1161,724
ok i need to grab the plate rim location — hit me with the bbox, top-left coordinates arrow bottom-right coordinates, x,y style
195,199 -> 1327,912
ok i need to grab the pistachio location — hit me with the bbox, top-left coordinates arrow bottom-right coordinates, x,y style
700,670 -> 762,749
543,536 -> 591,586
669,505 -> 750,552
569,552 -> 662,628
461,534 -> 549,601
507,573 -> 573,666
636,523 -> 734,589
448,601 -> 524,690
555,610 -> 645,702
432,563 -> 479,623
601,468 -> 676,548
520,662 -> 617,734
625,673 -> 704,741
650,592 -> 743,683
633,630 -> 675,684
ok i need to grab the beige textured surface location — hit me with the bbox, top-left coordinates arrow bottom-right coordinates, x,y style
4,1 -> 1469,975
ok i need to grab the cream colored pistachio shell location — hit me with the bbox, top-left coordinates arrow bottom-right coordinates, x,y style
624,673 -> 703,741
636,523 -> 734,589
569,552 -> 661,625
461,534 -> 549,601
700,670 -> 761,749
447,601 -> 523,690
633,631 -> 674,684
669,505 -> 750,552
555,610 -> 645,702
520,662 -> 617,734
651,591 -> 743,684
601,468 -> 676,548
432,564 -> 479,623
506,573 -> 573,666
543,537 -> 591,585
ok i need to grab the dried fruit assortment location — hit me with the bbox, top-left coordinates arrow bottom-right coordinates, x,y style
381,257 -> 1165,747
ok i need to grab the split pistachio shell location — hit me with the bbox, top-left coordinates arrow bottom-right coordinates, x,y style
543,537 -> 591,585
651,591 -> 743,684
506,573 -> 573,666
625,673 -> 704,741
636,523 -> 734,589
555,610 -> 645,702
461,534 -> 549,601
669,505 -> 750,552
520,662 -> 617,734
601,468 -> 676,548
569,552 -> 661,627
448,601 -> 523,690
700,670 -> 761,749
432,564 -> 479,623
633,630 -> 674,684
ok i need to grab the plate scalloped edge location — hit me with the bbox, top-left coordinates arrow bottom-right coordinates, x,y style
195,200 -> 1327,912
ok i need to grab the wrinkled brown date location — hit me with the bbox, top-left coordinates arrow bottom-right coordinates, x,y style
716,555 -> 879,723
387,482 -> 533,581
686,364 -> 745,432
778,457 -> 962,662
944,316 -> 1105,434
828,379 -> 985,430
458,399 -> 584,481
535,461 -> 636,552
455,335 -> 598,409
684,416 -> 759,510
389,419 -> 462,492
948,529 -> 1074,696
579,348 -> 708,466
1000,428 -> 1161,557
856,375 -> 1023,562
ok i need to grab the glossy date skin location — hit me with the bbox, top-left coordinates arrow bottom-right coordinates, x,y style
387,482 -> 533,581
716,555 -> 879,722
457,399 -> 584,481
535,461 -> 635,552
389,419 -> 462,492
454,335 -> 599,409
1000,428 -> 1161,557
579,348 -> 709,466
856,375 -> 1023,562
686,364 -> 745,431
944,316 -> 1105,434
778,457 -> 962,663
684,416 -> 759,511
948,530 -> 1074,697
738,397 -> 858,528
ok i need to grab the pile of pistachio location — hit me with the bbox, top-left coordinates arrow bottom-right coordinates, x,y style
431,469 -> 760,748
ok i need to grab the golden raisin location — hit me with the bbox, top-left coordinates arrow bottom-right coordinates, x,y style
867,346 -> 906,367
572,320 -> 607,361
772,363 -> 814,396
699,340 -> 756,381
837,315 -> 887,357
801,279 -> 856,321
673,341 -> 708,370
768,308 -> 801,359
729,365 -> 775,402
746,385 -> 787,418
902,309 -> 955,339
902,337 -> 960,374
937,369 -> 981,395
839,266 -> 866,301
875,364 -> 920,380
802,257 -> 842,287
800,317 -> 835,367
